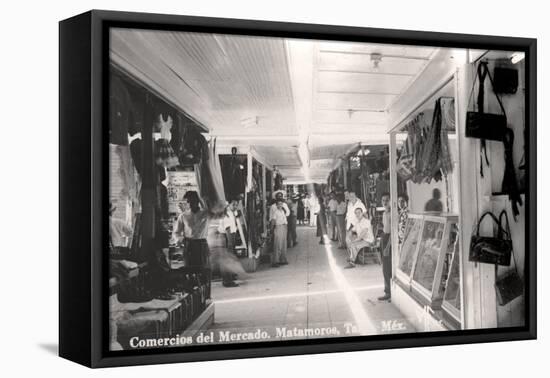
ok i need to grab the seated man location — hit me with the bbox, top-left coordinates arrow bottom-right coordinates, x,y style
345,207 -> 374,269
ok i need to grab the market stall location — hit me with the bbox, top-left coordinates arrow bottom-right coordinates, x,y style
108,66 -> 219,350
387,50 -> 526,331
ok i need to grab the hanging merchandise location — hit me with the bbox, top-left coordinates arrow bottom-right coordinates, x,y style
501,129 -> 523,219
180,120 -> 206,165
129,138 -> 143,177
154,114 -> 180,169
396,112 -> 422,180
465,62 -> 508,176
494,210 -> 524,305
465,62 -> 523,217
493,66 -> 519,95
198,138 -> 226,212
273,168 -> 283,191
398,97 -> 454,184
420,97 -> 454,182
469,211 -> 512,266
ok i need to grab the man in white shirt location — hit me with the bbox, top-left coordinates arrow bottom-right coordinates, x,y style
345,190 -> 367,230
270,199 -> 289,267
269,190 -> 290,221
344,207 -> 374,268
345,190 -> 367,248
218,198 -> 240,287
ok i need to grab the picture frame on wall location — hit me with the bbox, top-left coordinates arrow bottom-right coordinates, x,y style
59,9 -> 536,368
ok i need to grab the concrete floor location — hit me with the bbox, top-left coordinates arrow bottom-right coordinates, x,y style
208,225 -> 416,344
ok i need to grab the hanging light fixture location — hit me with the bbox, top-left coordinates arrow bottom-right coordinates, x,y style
510,52 -> 525,64
370,53 -> 382,71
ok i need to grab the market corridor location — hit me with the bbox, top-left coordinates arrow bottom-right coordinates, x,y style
208,226 -> 415,342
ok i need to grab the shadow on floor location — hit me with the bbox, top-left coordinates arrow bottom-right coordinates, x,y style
38,343 -> 58,356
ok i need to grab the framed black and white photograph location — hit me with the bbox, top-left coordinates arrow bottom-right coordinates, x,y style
59,9 -> 536,368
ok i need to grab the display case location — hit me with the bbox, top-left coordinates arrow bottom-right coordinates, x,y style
396,214 -> 459,310
411,214 -> 458,309
396,214 -> 424,290
441,226 -> 462,329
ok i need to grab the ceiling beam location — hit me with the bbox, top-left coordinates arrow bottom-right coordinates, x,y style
318,69 -> 415,77
318,50 -> 431,60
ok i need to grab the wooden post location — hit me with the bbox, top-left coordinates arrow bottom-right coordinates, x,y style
389,133 -> 399,280
140,92 -> 156,263
262,164 -> 267,235
246,150 -> 253,258
455,65 -> 497,329
247,150 -> 253,193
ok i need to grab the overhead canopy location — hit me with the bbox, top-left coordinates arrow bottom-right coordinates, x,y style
111,29 -> 442,182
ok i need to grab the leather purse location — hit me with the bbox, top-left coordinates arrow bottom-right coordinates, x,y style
494,210 -> 524,305
465,112 -> 508,141
469,211 -> 512,266
465,62 -> 508,142
493,67 -> 518,94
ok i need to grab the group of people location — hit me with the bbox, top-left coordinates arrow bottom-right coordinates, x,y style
319,189 -> 410,302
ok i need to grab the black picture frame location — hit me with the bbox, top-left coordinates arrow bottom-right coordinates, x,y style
59,9 -> 537,368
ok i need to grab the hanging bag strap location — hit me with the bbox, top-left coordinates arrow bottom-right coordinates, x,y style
467,63 -> 490,176
495,210 -> 519,277
478,63 -> 490,175
467,62 -> 509,177
474,211 -> 504,238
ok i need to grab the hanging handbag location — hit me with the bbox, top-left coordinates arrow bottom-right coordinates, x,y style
494,210 -> 524,305
493,67 -> 519,94
469,211 -> 512,266
465,62 -> 509,142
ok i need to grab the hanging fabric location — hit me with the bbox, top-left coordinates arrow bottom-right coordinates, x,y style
398,97 -> 454,184
198,138 -> 226,213
154,114 -> 179,169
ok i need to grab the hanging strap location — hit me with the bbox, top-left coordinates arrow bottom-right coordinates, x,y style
495,209 -> 519,277
474,211 -> 506,238
502,129 -> 523,219
477,63 -> 490,176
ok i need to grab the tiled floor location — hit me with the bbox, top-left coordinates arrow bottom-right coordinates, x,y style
208,225 -> 416,343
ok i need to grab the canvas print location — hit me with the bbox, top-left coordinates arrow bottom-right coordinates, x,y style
107,27 -> 528,351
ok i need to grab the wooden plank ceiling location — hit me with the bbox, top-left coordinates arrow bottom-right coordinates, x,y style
110,29 -> 437,183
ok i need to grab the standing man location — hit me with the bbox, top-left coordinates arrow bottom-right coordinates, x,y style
309,195 -> 319,227
269,190 -> 290,221
378,192 -> 392,301
304,193 -> 311,225
328,192 -> 338,241
219,198 -> 240,287
344,207 -> 374,268
335,193 -> 347,249
270,198 -> 289,267
287,195 -> 298,247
